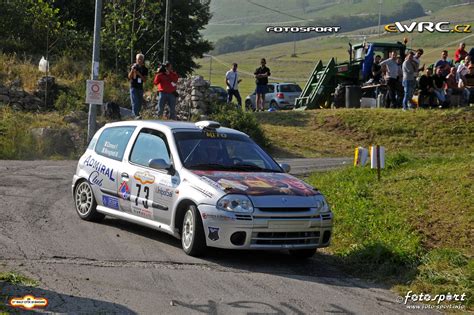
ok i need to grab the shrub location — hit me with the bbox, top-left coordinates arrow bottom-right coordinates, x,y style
208,103 -> 269,148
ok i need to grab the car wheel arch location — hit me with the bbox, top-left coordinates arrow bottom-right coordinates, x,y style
173,199 -> 199,235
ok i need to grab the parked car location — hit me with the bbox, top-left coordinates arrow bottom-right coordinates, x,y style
72,120 -> 332,257
245,83 -> 302,110
209,85 -> 227,103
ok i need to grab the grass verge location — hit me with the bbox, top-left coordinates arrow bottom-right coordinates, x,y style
257,108 -> 474,158
308,153 -> 473,309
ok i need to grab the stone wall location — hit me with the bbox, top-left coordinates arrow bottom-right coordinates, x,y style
0,76 -> 58,111
173,75 -> 211,120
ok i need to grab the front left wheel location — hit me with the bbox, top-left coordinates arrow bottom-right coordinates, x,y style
74,180 -> 105,222
181,204 -> 207,256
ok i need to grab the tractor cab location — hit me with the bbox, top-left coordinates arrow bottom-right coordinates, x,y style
352,41 -> 407,81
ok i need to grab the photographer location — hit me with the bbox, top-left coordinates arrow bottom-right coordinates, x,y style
128,53 -> 148,117
153,61 -> 179,120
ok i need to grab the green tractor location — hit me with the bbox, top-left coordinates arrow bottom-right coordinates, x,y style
294,41 -> 407,110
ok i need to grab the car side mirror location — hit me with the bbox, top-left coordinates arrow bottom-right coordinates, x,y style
279,163 -> 291,173
149,158 -> 174,173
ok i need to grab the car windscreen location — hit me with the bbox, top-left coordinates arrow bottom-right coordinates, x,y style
279,84 -> 302,92
174,131 -> 282,172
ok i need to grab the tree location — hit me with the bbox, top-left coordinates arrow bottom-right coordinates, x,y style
102,0 -> 212,76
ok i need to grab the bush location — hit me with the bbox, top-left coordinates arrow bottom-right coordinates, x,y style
208,103 -> 269,148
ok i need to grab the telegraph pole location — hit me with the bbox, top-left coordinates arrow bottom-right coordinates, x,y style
88,0 -> 102,141
163,0 -> 171,63
378,0 -> 382,37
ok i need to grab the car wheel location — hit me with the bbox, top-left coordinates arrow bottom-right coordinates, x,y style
74,180 -> 105,222
289,248 -> 317,259
270,100 -> 278,109
181,204 -> 207,256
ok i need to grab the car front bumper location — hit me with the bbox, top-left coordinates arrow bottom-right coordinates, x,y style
198,205 -> 332,250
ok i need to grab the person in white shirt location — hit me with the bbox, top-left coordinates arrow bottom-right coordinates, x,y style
225,63 -> 242,107
380,51 -> 401,108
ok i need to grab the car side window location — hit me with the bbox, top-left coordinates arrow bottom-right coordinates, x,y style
95,126 -> 136,161
130,129 -> 170,167
267,85 -> 274,93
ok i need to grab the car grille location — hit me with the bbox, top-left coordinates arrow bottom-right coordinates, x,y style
251,231 -> 320,246
321,213 -> 332,221
257,207 -> 311,212
235,214 -> 252,221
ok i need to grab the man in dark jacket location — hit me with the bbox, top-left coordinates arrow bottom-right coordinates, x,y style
418,68 -> 435,108
128,53 -> 148,117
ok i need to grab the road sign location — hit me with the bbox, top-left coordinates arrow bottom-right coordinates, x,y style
86,80 -> 104,105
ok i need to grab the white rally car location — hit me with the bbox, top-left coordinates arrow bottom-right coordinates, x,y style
72,120 -> 332,257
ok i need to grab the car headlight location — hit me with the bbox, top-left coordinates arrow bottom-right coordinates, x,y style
217,195 -> 254,213
314,197 -> 330,213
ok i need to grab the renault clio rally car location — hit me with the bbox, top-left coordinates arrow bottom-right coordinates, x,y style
72,120 -> 332,257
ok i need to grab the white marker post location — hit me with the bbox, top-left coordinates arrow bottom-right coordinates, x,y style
370,145 -> 385,181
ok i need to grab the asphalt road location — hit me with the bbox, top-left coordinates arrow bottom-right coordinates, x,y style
0,160 -> 434,314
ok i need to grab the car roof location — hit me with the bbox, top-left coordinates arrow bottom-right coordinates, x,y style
102,120 -> 248,136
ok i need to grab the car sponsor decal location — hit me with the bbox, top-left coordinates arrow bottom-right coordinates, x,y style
133,171 -> 155,185
155,186 -> 173,198
88,171 -> 103,187
208,227 -> 220,241
9,295 -> 48,310
118,181 -> 130,200
190,184 -> 213,198
102,195 -> 119,210
192,171 -> 317,196
218,179 -> 249,191
84,155 -> 115,182
202,213 -> 234,221
131,205 -> 153,219
199,176 -> 224,191
204,131 -> 227,139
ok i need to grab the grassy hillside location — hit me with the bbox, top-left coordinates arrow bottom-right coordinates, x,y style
204,0 -> 469,41
309,154 -> 473,308
196,4 -> 474,98
257,108 -> 474,158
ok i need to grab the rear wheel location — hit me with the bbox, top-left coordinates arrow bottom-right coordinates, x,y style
74,180 -> 105,222
181,205 -> 207,256
270,100 -> 278,109
245,99 -> 253,111
289,248 -> 317,259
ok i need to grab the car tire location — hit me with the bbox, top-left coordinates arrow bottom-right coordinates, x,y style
74,180 -> 105,222
181,204 -> 207,256
270,100 -> 278,109
289,248 -> 317,259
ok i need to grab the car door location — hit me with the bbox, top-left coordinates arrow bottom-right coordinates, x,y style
119,128 -> 176,225
88,126 -> 136,211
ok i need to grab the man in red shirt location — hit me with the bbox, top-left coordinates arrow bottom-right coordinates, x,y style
154,62 -> 179,120
454,42 -> 468,64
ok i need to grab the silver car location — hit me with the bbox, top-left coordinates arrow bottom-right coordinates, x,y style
245,83 -> 302,110
72,120 -> 332,257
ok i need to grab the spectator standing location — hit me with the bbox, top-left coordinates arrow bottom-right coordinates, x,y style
457,56 -> 471,80
454,42 -> 468,64
434,50 -> 453,77
418,68 -> 435,108
462,65 -> 474,104
432,66 -> 448,107
128,53 -> 148,117
402,52 -> 417,110
380,51 -> 400,108
446,67 -> 462,106
371,55 -> 382,83
413,48 -> 425,76
225,63 -> 242,108
154,62 -> 179,120
254,58 -> 271,111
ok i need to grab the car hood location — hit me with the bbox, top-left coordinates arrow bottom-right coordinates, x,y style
190,170 -> 318,196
